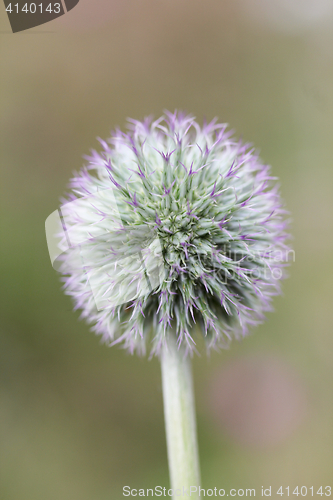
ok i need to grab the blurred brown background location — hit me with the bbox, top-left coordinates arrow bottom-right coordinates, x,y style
1,1 -> 333,499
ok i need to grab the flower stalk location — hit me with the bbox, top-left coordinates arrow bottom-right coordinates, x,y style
161,333 -> 201,499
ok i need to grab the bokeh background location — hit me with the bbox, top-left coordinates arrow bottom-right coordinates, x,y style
1,1 -> 333,499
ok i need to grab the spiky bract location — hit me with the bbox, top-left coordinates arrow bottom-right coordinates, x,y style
59,112 -> 290,356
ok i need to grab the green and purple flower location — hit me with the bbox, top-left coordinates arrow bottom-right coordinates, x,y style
52,111 -> 291,356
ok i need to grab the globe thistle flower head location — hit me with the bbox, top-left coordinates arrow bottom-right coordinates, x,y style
54,111 -> 291,356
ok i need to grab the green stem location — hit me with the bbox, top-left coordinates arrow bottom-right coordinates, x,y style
160,333 -> 201,499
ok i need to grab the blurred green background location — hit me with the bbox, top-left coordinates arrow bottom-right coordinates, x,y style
1,1 -> 333,499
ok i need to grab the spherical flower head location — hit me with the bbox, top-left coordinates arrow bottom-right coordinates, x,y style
58,111 -> 291,356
